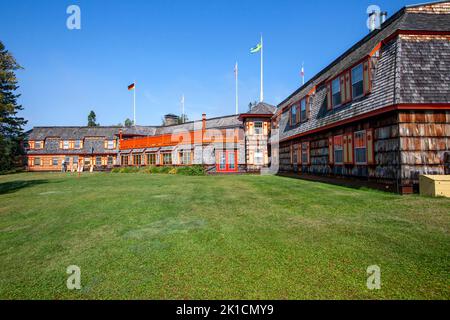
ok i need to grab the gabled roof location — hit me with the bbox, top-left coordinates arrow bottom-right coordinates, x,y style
27,126 -> 158,140
277,0 -> 450,110
277,0 -> 450,143
238,102 -> 276,120
248,102 -> 277,115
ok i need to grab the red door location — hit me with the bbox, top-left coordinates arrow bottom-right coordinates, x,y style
216,150 -> 238,172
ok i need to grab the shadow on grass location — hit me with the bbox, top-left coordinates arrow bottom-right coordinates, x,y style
0,179 -> 53,195
277,173 -> 398,194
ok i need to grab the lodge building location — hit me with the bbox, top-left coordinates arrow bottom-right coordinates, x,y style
25,1 -> 450,193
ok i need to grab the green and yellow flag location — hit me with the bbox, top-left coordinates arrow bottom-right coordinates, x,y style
250,43 -> 262,54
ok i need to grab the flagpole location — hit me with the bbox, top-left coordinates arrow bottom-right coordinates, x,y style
181,94 -> 185,123
302,62 -> 305,85
260,34 -> 264,102
235,62 -> 239,115
133,80 -> 136,126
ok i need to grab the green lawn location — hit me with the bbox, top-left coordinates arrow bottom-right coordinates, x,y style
0,172 -> 449,300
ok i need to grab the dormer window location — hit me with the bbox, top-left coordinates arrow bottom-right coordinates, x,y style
62,140 -> 70,149
107,140 -> 115,149
300,98 -> 307,122
290,105 -> 297,125
34,141 -> 42,149
74,140 -> 82,149
331,78 -> 341,107
351,63 -> 364,99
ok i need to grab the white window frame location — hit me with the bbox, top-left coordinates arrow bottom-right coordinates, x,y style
254,121 -> 263,135
62,140 -> 70,150
107,140 -> 115,149
180,151 -> 192,165
254,149 -> 264,165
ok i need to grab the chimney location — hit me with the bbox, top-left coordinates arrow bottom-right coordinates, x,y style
202,113 -> 206,131
119,129 -> 123,140
163,114 -> 179,126
369,11 -> 377,32
380,11 -> 388,24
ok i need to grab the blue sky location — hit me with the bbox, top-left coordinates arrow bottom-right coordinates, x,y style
1,0 -> 412,129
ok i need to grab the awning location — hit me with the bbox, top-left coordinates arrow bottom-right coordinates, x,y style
120,149 -> 132,154
131,148 -> 145,153
145,147 -> 160,153
160,146 -> 174,152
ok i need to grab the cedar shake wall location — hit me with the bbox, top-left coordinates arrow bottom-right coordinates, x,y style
399,110 -> 450,186
278,112 -> 401,184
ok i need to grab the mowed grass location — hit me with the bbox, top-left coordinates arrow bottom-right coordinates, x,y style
0,172 -> 449,300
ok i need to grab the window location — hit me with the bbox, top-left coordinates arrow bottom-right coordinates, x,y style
300,99 -> 307,122
64,156 -> 70,164
96,156 -> 102,166
162,153 -> 172,165
107,140 -> 115,149
63,140 -> 70,149
34,157 -> 41,166
354,130 -> 367,164
291,105 -> 297,125
254,122 -> 263,135
352,63 -> 364,99
334,136 -> 344,164
292,145 -> 298,164
74,140 -> 82,149
52,157 -> 59,166
35,141 -> 42,149
254,149 -> 264,165
147,153 -> 157,165
107,156 -> 114,166
84,158 -> 91,166
301,142 -> 309,164
133,154 -> 142,166
73,156 -> 79,164
332,78 -> 341,107
121,155 -> 129,166
179,151 -> 192,165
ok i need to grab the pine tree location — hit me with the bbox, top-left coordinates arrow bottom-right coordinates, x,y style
87,110 -> 98,127
124,118 -> 134,127
0,41 -> 27,172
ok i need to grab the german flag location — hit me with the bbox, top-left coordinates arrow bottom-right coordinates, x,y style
128,83 -> 135,91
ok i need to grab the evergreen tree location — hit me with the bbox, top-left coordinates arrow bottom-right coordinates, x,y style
0,41 -> 27,172
87,110 -> 98,127
124,118 -> 134,127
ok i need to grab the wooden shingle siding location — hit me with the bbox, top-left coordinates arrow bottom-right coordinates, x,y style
399,110 -> 450,185
397,36 -> 450,104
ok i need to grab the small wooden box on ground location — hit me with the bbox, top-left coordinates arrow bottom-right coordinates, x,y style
419,175 -> 450,198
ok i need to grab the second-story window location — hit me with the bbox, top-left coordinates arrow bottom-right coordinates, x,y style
291,105 -> 297,125
352,63 -> 364,99
63,140 -> 70,149
300,99 -> 307,122
107,140 -> 115,149
254,122 -> 263,135
74,140 -> 82,149
35,141 -> 42,149
332,78 -> 341,107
